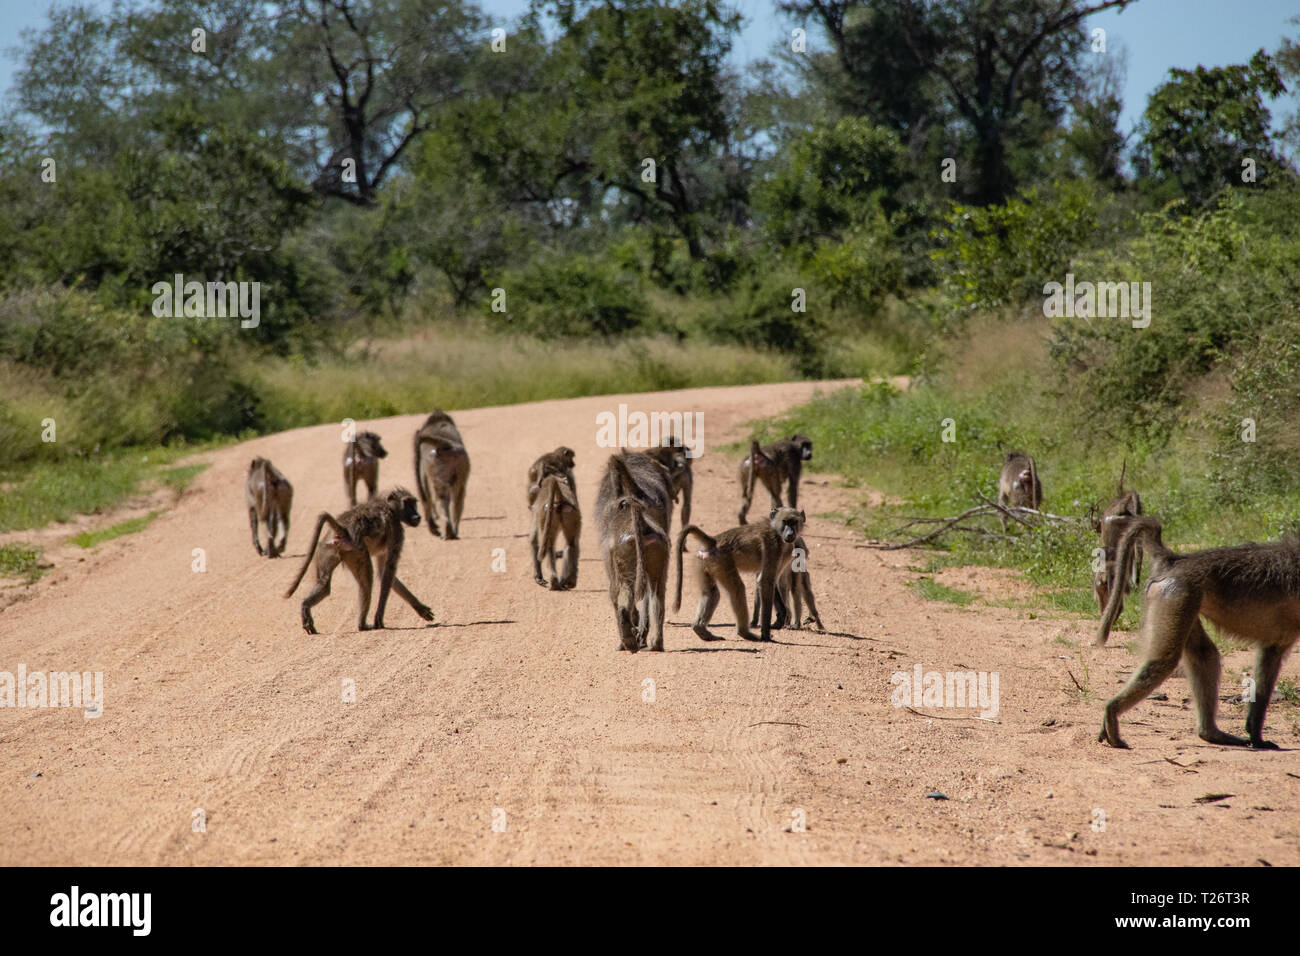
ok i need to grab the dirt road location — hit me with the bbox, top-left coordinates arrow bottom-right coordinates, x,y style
1,381 -> 1296,865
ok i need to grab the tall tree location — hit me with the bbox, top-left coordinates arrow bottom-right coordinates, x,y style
778,0 -> 1138,203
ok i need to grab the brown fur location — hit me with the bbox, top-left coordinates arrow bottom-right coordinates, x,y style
675,508 -> 806,643
283,488 -> 433,635
750,534 -> 824,632
530,474 -> 582,590
1096,515 -> 1300,749
413,410 -> 470,540
246,457 -> 292,558
737,436 -> 811,525
526,446 -> 577,507
596,454 -> 673,652
343,431 -> 388,506
1092,460 -> 1143,630
645,434 -> 693,529
996,450 -> 1042,531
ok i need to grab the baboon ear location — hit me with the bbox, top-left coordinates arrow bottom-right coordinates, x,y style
769,509 -> 778,521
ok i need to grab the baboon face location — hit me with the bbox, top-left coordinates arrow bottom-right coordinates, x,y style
360,433 -> 388,459
769,507 -> 806,544
561,447 -> 576,468
385,489 -> 421,527
792,436 -> 813,461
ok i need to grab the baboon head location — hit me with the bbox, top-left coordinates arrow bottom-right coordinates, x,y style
359,432 -> 388,459
386,487 -> 422,527
249,457 -> 267,473
791,436 -> 813,461
769,507 -> 806,544
559,446 -> 576,468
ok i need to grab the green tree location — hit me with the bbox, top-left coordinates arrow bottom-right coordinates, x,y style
1137,51 -> 1290,207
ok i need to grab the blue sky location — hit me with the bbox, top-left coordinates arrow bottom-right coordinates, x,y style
2,0 -> 1297,136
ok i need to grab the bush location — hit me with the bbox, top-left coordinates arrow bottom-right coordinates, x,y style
488,252 -> 657,338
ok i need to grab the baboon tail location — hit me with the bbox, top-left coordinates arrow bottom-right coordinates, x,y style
745,439 -> 760,505
1117,457 -> 1128,495
283,513 -> 334,598
633,508 -> 647,609
413,431 -> 428,506
1028,455 -> 1040,508
609,453 -> 638,498
538,479 -> 558,554
673,524 -> 714,612
1096,515 -> 1166,644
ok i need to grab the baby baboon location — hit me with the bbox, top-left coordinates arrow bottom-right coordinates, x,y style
675,507 -> 806,643
526,446 -> 577,507
996,450 -> 1042,531
596,454 -> 671,652
1097,515 -> 1300,750
646,432 -> 694,528
343,431 -> 388,506
283,488 -> 434,635
737,436 -> 812,525
1092,460 -> 1143,628
749,535 -> 825,632
530,474 -> 582,590
246,457 -> 292,558
413,410 -> 470,540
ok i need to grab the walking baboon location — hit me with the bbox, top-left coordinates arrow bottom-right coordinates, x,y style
646,433 -> 693,528
675,507 -> 806,643
283,488 -> 434,635
526,446 -> 577,507
343,431 -> 388,506
737,436 -> 812,525
596,454 -> 671,652
246,457 -> 292,558
1092,460 -> 1143,626
414,410 -> 470,539
996,450 -> 1042,531
749,534 -> 825,632
531,474 -> 581,590
1097,515 -> 1300,750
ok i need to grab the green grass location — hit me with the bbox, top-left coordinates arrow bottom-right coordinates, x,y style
158,464 -> 208,494
0,444 -> 219,534
739,309 -> 1300,625
71,511 -> 162,549
908,576 -> 976,606
0,543 -> 46,582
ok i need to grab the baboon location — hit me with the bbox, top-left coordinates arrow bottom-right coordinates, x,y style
343,431 -> 388,506
996,450 -> 1042,531
1096,515 -> 1300,750
737,436 -> 812,525
531,474 -> 582,590
526,446 -> 577,507
675,507 -> 806,643
749,534 -> 825,632
246,458 -> 292,558
596,454 -> 671,652
1092,460 -> 1143,626
414,410 -> 470,540
283,488 -> 434,636
646,432 -> 694,528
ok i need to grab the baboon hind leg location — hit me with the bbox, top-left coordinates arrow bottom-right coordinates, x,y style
717,564 -> 757,641
560,531 -> 579,590
693,577 -> 724,642
1183,619 -> 1250,747
249,506 -> 265,556
1098,591 -> 1195,748
1246,642 -> 1293,749
450,479 -> 467,540
299,554 -> 340,635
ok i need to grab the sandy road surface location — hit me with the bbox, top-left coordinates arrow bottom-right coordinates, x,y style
1,381 -> 1297,865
